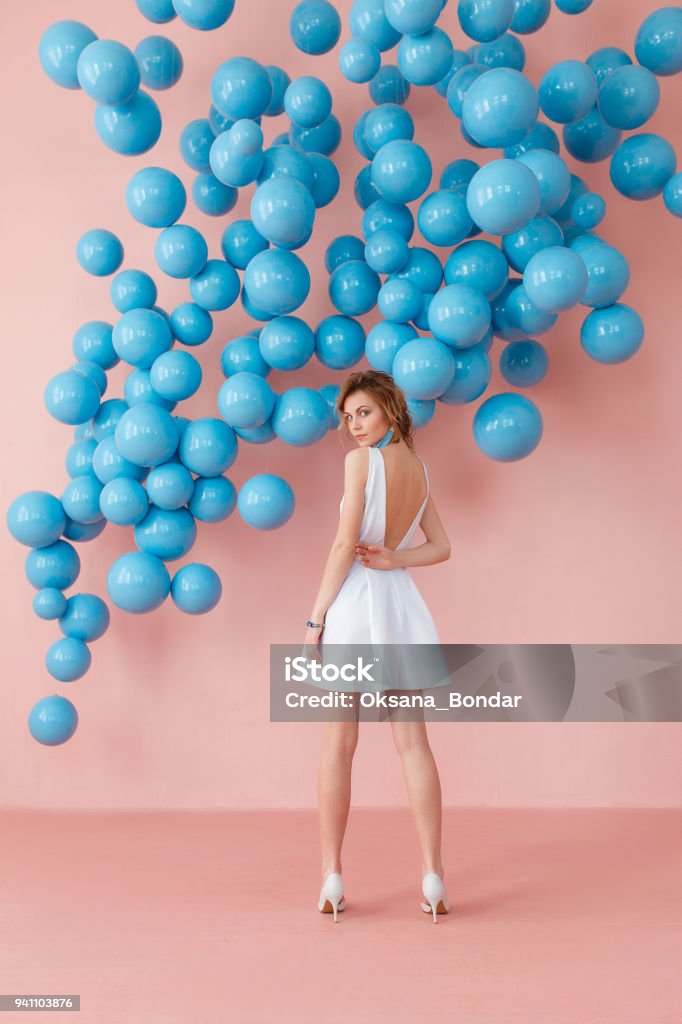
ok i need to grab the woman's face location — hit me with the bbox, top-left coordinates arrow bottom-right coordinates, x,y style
342,390 -> 390,446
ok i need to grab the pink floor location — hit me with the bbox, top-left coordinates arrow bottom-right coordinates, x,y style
3,808 -> 680,1023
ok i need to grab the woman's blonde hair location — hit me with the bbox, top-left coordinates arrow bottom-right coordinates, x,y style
335,370 -> 415,450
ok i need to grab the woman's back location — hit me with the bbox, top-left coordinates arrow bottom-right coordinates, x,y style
378,444 -> 429,551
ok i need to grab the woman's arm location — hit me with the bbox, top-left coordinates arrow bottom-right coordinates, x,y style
356,494 -> 451,570
308,448 -> 368,623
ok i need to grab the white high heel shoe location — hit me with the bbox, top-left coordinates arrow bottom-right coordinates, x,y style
318,872 -> 346,922
420,873 -> 449,923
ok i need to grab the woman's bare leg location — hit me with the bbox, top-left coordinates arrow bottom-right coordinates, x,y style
317,702 -> 359,881
390,712 -> 444,878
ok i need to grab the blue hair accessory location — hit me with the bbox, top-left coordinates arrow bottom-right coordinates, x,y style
374,428 -> 394,448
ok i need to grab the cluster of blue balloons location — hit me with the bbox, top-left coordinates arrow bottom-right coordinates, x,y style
18,0 -> 682,744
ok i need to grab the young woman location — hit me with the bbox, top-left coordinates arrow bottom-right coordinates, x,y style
305,370 -> 452,923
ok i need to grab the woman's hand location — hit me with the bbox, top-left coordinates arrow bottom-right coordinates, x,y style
304,624 -> 324,664
355,543 -> 396,570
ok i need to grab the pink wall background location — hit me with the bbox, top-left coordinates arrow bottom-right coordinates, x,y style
1,0 -> 680,810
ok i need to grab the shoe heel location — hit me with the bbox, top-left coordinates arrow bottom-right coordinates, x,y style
330,894 -> 342,922
421,873 -> 449,923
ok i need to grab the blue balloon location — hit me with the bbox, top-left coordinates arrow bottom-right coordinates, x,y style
635,6 -> 682,76
237,474 -> 295,530
272,388 -> 330,445
392,246 -> 443,293
59,593 -> 110,641
285,76 -> 332,131
77,39 -> 140,104
145,463 -> 194,510
355,165 -> 382,209
91,398 -> 129,441
100,477 -> 149,524
392,338 -> 455,399
523,245 -> 588,312
538,60 -> 598,124
25,540 -> 80,590
188,476 -> 237,522
458,0 -> 514,42
112,308 -> 172,368
609,133 -> 677,200
363,103 -> 414,155
63,517 -> 107,543
499,340 -> 548,387
39,20 -> 98,89
378,278 -> 423,323
371,140 -> 432,203
290,1 -> 341,54
473,32 -> 526,71
473,392 -> 543,461
329,259 -> 380,315
369,64 -> 411,104
173,0 -> 235,30
155,224 -> 208,278
462,68 -> 538,148
221,219 -> 268,269
569,236 -> 629,308
339,37 -> 380,83
319,384 -> 342,426
398,28 -> 454,86
136,0 -> 177,24
257,142 -> 314,185
33,588 -> 68,621
366,322 -> 417,372
170,302 -> 213,346
66,439 -> 97,478
349,0 -> 401,51
93,433 -> 148,484
586,46 -> 632,84
571,192 -> 605,228
179,417 -> 238,475
511,0 -> 551,34
126,166 -> 186,226
444,239 -> 509,299
428,284 -> 491,347
516,148 -> 571,215
45,370 -> 101,425
192,172 -> 237,216
72,362 -> 106,401
150,350 -> 202,400
505,283 -> 558,335
218,371 -> 276,428
221,334 -> 269,377
364,229 -> 409,273
491,280 -> 532,341
251,176 -> 316,249
94,90 -> 161,155
440,158 -> 480,190
580,303 -> 644,364
73,321 -> 117,369
107,551 -> 170,612
264,66 -> 291,116
124,368 -> 175,411
111,269 -> 157,313
562,107 -> 622,163
315,316 -> 366,369
434,49 -> 472,97
663,172 -> 682,218
61,475 -> 104,524
555,0 -> 592,10
210,121 -> 264,187
362,198 -> 414,240
502,215 -> 564,272
447,62 -> 485,118
418,189 -> 473,247
171,562 -> 222,614
134,506 -> 197,560
211,57 -> 272,120
135,34 -> 183,91
189,259 -> 240,311
7,491 -> 66,548
46,637 -> 91,681
258,317 -> 315,371
208,103 -> 236,135
308,153 -> 340,208
504,120 -> 560,158
244,249 -> 311,316
385,0 -> 442,34
180,118 -> 215,172
598,66 -> 660,130
76,229 -> 123,277
466,158 -> 541,234
289,113 -> 342,156
437,344 -> 492,405
115,404 -> 179,466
